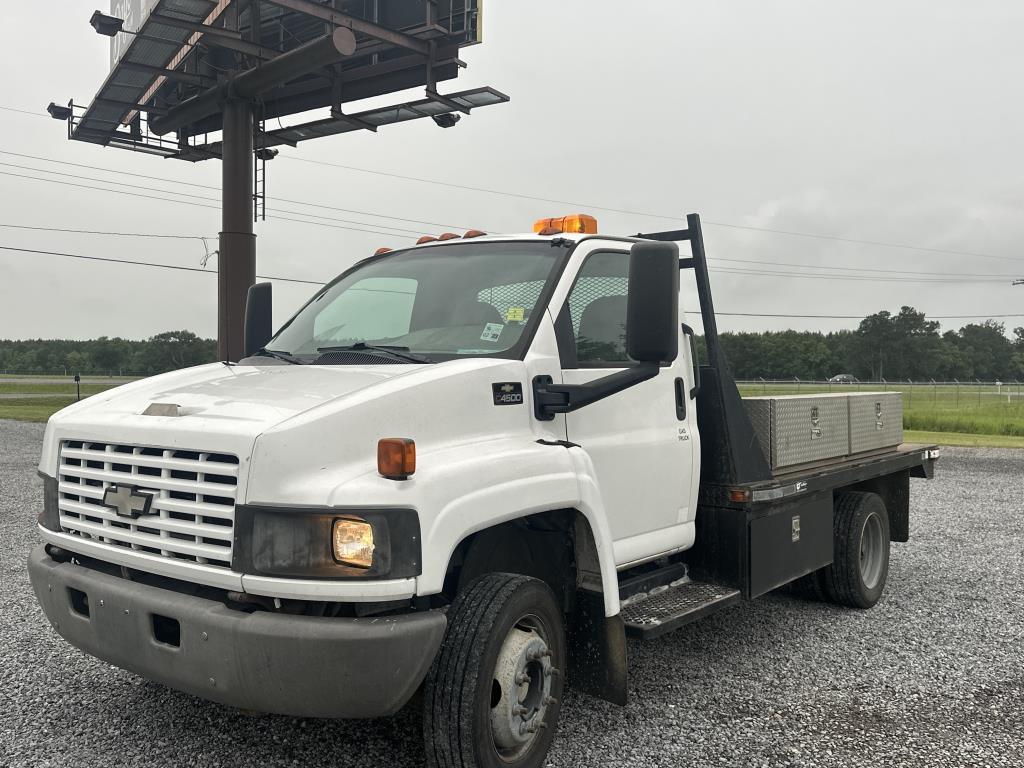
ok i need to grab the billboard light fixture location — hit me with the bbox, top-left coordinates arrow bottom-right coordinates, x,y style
432,113 -> 461,129
90,11 -> 125,37
255,148 -> 279,161
47,102 -> 73,121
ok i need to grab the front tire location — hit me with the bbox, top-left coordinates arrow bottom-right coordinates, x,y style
423,573 -> 566,768
822,492 -> 891,608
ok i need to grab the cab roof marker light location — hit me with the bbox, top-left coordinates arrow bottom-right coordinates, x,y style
374,247 -> 393,256
437,232 -> 460,241
463,229 -> 487,238
416,235 -> 438,244
533,214 -> 598,235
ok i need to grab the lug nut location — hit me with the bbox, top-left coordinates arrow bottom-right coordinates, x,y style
545,666 -> 561,678
515,673 -> 529,685
512,704 -> 527,716
543,695 -> 558,707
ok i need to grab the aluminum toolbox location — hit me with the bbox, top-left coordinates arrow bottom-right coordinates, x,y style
743,394 -> 851,470
848,392 -> 903,453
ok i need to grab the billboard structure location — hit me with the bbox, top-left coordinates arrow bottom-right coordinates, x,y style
52,0 -> 507,360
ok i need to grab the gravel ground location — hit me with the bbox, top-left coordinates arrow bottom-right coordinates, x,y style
2,419 -> 1021,767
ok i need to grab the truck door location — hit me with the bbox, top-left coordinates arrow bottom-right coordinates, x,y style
556,248 -> 699,567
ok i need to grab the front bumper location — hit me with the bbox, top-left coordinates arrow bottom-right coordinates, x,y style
28,546 -> 446,718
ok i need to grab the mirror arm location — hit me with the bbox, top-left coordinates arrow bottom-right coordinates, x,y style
533,363 -> 660,421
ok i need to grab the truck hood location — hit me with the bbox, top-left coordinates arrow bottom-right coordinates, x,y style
39,362 -> 419,473
46,362 -> 416,436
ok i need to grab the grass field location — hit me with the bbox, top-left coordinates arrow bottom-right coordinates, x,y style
0,396 -> 79,422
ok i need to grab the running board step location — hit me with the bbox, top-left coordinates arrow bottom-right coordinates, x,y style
621,580 -> 741,640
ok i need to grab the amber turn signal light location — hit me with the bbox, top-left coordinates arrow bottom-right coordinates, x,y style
728,489 -> 751,503
378,438 -> 416,480
533,213 -> 598,235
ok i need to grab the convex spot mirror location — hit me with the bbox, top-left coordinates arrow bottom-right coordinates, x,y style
626,241 -> 679,364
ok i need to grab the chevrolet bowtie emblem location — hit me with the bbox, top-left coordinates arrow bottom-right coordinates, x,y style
501,384 -> 515,393
102,485 -> 156,519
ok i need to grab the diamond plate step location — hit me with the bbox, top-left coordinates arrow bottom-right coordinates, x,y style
620,580 -> 741,640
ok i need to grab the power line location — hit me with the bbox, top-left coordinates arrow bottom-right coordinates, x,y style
0,222 -> 213,240
0,159 -> 449,235
709,255 -> 1022,280
285,153 -> 1024,264
0,169 -> 410,238
0,167 -> 1014,285
0,105 -> 44,117
3,143 -> 1020,266
0,150 -> 475,232
0,245 -> 322,285
715,311 -> 1024,319
4,243 -> 1019,321
710,266 -> 1006,285
0,165 -> 1013,282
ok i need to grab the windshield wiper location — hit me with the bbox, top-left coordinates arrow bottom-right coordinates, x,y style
316,343 -> 433,364
254,348 -> 304,365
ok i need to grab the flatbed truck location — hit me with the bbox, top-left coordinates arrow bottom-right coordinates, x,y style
28,213 -> 938,768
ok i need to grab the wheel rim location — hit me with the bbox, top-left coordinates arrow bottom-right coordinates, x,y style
859,512 -> 885,589
488,613 -> 556,761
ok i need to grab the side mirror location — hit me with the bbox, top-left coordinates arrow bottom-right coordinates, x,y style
244,282 -> 273,358
626,241 -> 679,364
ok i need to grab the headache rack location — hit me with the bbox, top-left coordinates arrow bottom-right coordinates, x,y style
637,214 -> 774,487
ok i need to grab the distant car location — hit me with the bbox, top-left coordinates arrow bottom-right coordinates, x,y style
829,374 -> 859,383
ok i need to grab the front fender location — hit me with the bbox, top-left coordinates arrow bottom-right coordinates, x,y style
414,438 -> 621,617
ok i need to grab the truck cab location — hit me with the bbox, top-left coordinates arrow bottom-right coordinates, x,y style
28,213 -> 937,768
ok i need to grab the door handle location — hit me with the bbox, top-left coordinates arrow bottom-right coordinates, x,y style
674,377 -> 686,420
681,323 -> 701,399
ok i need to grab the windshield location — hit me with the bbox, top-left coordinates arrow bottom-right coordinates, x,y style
267,241 -> 565,363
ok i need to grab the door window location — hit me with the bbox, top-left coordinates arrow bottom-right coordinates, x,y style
565,251 -> 630,366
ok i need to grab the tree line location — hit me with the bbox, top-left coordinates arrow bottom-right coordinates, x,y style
709,307 -> 1024,381
1,307 -> 1022,381
0,331 -> 216,376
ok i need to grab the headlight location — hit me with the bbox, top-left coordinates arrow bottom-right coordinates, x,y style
332,518 -> 374,568
233,505 -> 421,579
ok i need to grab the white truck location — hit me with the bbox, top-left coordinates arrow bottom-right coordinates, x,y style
29,213 -> 938,768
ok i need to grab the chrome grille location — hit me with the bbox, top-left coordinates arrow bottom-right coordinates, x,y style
57,440 -> 239,569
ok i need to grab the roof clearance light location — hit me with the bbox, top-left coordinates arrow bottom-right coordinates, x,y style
437,232 -> 460,240
417,235 -> 438,244
374,247 -> 392,256
464,229 -> 487,238
533,214 -> 598,235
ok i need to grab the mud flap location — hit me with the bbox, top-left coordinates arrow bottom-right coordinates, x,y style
568,589 -> 627,705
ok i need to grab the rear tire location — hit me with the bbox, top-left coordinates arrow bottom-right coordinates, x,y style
822,492 -> 890,608
423,573 -> 566,768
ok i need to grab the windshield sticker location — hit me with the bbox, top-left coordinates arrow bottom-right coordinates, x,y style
480,323 -> 504,342
457,349 -> 494,354
505,306 -> 526,322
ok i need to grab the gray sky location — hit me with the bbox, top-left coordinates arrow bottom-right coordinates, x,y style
1,0 -> 1023,340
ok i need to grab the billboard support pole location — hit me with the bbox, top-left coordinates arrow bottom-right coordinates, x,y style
218,98 -> 256,362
